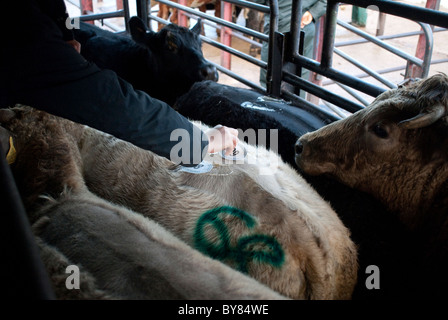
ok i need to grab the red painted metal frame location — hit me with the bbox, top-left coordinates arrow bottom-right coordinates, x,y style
177,0 -> 188,27
406,0 -> 439,78
81,0 -> 94,24
220,1 -> 233,70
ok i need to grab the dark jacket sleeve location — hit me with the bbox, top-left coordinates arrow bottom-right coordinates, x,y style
1,0 -> 209,166
36,0 -> 74,41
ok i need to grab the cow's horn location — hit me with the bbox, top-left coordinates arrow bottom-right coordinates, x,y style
398,103 -> 446,129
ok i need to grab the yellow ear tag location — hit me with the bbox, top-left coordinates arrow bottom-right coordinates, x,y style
6,136 -> 17,165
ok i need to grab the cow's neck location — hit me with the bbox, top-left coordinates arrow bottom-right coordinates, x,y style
372,161 -> 448,232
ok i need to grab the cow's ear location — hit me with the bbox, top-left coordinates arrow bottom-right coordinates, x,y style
165,31 -> 178,53
129,16 -> 150,43
0,108 -> 15,124
191,19 -> 202,35
0,126 -> 11,158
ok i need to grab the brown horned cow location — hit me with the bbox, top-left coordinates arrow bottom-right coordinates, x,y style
295,73 -> 448,280
1,106 -> 357,300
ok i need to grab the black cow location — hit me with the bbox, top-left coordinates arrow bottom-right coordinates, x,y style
74,17 -> 218,106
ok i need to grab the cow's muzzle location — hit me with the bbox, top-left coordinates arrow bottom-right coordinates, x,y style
200,65 -> 219,82
295,139 -> 311,158
295,137 -> 337,175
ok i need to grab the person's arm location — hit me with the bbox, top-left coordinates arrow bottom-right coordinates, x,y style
2,1 -> 237,166
36,0 -> 74,41
307,0 -> 327,22
49,69 -> 228,167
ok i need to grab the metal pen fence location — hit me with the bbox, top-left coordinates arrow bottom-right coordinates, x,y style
280,0 -> 448,114
146,0 -> 275,93
71,0 -> 448,115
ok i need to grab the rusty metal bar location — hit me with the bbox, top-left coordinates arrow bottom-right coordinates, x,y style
220,1 -> 233,70
80,0 -> 94,24
178,0 -> 188,28
405,0 -> 440,78
154,0 -> 268,41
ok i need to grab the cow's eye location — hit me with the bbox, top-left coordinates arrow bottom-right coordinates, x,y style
372,124 -> 389,139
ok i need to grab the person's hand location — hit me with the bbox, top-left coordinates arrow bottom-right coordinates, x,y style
67,39 -> 81,53
206,125 -> 239,155
301,11 -> 313,28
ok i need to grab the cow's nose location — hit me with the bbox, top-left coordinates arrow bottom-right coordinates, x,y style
295,140 -> 304,155
200,65 -> 219,82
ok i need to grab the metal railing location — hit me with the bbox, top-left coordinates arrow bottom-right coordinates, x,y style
72,1 -> 448,115
147,0 -> 276,93
275,0 -> 448,114
69,0 -> 131,32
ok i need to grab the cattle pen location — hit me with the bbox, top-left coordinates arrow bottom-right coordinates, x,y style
65,0 -> 448,117
2,0 -> 448,303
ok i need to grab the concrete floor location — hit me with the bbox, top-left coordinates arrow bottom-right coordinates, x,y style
66,0 -> 448,113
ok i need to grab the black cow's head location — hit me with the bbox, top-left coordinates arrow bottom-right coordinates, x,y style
129,17 -> 218,104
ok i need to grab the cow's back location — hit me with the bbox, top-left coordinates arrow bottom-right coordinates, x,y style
74,23 -> 154,89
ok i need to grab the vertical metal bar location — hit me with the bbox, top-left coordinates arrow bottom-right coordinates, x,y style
267,0 -> 279,95
81,0 -> 94,24
137,0 -> 149,27
406,22 -> 433,78
122,0 -> 131,32
376,12 -> 386,36
405,0 -> 438,78
178,0 -> 188,28
320,0 -> 339,69
308,16 -> 325,104
290,0 -> 303,55
220,1 -> 233,69
269,32 -> 284,97
420,23 -> 434,78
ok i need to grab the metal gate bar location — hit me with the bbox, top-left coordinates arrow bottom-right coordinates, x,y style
148,0 -> 275,93
333,47 -> 397,89
72,0 -> 132,32
277,0 -> 448,113
341,0 -> 448,28
152,0 -> 269,41
283,71 -> 365,112
337,19 -> 425,67
335,27 -> 446,47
